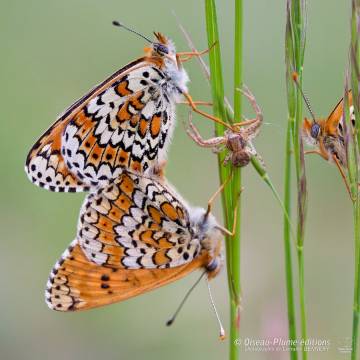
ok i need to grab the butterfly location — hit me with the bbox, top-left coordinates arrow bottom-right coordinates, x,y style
302,90 -> 354,166
45,171 -> 224,311
25,22 -> 225,193
302,90 -> 355,195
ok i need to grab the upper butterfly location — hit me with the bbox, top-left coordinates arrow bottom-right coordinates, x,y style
25,24 -> 191,192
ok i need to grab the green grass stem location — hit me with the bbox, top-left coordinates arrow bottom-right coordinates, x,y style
204,2 -> 241,359
349,1 -> 360,356
285,1 -> 308,359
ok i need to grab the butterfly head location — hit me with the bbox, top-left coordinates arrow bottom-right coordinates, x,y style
302,117 -> 323,145
189,207 -> 223,277
151,32 -> 176,58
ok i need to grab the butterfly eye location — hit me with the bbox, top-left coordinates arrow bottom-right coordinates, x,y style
310,123 -> 320,139
153,43 -> 169,55
206,258 -> 219,272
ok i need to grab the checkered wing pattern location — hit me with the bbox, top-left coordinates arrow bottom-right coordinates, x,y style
78,172 -> 201,269
45,172 -> 210,311
25,59 -> 176,192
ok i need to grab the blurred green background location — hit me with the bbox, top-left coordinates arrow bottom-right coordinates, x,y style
1,0 -> 354,359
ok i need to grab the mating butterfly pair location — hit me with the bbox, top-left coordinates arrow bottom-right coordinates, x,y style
26,28 -> 227,311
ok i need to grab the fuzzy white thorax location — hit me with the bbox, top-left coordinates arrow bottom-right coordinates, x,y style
162,38 -> 189,100
188,206 -> 222,252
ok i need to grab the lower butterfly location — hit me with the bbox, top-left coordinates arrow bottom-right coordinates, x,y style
25,23 -> 230,193
46,171 -> 228,312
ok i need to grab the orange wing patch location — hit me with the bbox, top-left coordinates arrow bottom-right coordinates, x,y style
150,113 -> 162,138
325,90 -> 353,135
115,81 -> 132,97
160,202 -> 179,221
25,118 -> 89,192
46,242 -> 208,311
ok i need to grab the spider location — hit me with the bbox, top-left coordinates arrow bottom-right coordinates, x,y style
186,85 -> 263,167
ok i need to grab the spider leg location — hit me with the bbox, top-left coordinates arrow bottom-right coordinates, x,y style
222,153 -> 231,166
185,112 -> 227,148
234,85 -> 263,138
212,144 -> 226,154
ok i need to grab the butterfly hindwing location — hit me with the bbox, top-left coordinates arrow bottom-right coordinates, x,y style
26,59 -> 176,192
46,241 -> 208,311
25,117 -> 90,192
78,171 -> 201,269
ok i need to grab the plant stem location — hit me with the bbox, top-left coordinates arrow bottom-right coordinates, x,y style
230,0 -> 243,359
285,0 -> 308,358
283,123 -> 298,360
350,2 -> 360,356
352,203 -> 360,359
205,1 -> 242,359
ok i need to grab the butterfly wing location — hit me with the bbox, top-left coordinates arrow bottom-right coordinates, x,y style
78,171 -> 202,269
325,90 -> 353,136
46,241 -> 208,311
26,58 -> 176,192
25,116 -> 91,192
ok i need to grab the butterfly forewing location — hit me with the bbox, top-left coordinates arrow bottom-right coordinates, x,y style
46,241 -> 208,311
26,58 -> 176,192
326,90 -> 354,137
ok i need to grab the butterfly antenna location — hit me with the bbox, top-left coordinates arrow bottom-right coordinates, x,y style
292,72 -> 317,123
166,270 -> 206,327
206,278 -> 226,340
112,21 -> 153,44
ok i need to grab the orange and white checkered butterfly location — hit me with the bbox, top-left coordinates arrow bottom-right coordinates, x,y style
25,27 -> 191,193
46,171 -> 223,311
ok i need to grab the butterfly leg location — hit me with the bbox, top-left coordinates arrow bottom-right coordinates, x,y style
186,112 -> 226,148
232,118 -> 259,129
179,100 -> 213,106
304,147 -> 331,162
183,92 -> 233,130
215,190 -> 243,237
177,42 -> 217,63
205,172 -> 233,216
305,149 -> 355,200
332,154 -> 355,201
304,150 -> 323,156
